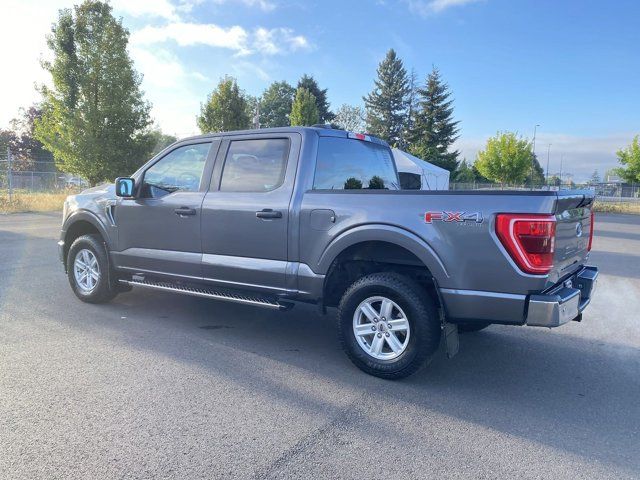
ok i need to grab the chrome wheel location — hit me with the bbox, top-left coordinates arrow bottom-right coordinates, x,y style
352,296 -> 410,360
73,248 -> 100,293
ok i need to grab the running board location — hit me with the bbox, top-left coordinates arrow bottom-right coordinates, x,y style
119,279 -> 287,310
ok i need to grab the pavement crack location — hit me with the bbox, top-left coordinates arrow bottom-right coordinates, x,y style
253,393 -> 366,479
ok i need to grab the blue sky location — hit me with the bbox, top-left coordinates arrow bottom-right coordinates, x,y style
2,0 -> 639,181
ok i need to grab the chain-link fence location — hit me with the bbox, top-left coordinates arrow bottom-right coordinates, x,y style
0,149 -> 87,199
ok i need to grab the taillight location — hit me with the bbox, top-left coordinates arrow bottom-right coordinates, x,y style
496,214 -> 557,275
588,210 -> 594,251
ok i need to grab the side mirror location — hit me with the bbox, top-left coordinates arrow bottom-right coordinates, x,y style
115,177 -> 135,197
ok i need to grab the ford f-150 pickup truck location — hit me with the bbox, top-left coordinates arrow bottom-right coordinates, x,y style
58,126 -> 598,379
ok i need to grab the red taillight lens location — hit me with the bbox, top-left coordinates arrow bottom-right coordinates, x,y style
496,214 -> 557,274
588,210 -> 594,251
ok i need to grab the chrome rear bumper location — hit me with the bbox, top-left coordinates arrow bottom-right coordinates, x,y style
526,266 -> 598,328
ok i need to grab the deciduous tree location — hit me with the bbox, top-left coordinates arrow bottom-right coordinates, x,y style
615,135 -> 640,183
475,132 -> 533,185
333,104 -> 365,132
34,0 -> 153,185
198,76 -> 251,133
260,81 -> 295,128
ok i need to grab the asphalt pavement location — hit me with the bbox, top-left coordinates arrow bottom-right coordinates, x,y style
1,212 -> 639,479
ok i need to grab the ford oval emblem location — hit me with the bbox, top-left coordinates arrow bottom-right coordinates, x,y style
576,222 -> 583,237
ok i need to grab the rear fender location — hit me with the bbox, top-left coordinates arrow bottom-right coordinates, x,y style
316,224 -> 449,283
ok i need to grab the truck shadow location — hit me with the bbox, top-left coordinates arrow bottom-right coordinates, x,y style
97,290 -> 640,474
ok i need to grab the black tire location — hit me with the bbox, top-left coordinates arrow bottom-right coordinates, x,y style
457,322 -> 491,333
337,272 -> 441,380
66,234 -> 118,304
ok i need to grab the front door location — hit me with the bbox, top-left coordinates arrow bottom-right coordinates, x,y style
200,134 -> 299,292
113,141 -> 216,279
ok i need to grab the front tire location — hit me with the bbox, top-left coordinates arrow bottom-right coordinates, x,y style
67,234 -> 118,304
338,273 -> 441,379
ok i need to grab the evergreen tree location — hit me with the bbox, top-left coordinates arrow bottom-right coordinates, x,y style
526,153 -> 545,186
297,74 -> 333,123
260,81 -> 295,128
453,159 -> 476,183
290,88 -> 319,126
34,0 -> 153,185
408,67 -> 460,172
198,76 -> 251,133
364,49 -> 410,146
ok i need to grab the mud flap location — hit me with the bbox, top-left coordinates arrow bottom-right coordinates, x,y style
444,323 -> 459,359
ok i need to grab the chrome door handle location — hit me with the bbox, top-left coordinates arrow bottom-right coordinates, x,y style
175,207 -> 196,216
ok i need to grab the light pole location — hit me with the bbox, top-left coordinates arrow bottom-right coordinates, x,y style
559,154 -> 564,185
531,124 -> 540,188
545,143 -> 552,187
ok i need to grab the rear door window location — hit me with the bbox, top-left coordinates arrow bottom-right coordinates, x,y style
313,137 -> 399,190
220,138 -> 289,192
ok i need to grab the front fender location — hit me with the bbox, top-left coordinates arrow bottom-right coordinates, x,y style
316,224 -> 449,283
62,209 -> 114,249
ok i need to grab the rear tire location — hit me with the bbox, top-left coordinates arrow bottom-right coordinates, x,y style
67,234 -> 118,304
338,272 -> 441,380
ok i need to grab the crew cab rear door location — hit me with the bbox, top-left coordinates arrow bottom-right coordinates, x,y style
200,133 -> 301,293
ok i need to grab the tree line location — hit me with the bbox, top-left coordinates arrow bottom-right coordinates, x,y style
2,0 -> 638,187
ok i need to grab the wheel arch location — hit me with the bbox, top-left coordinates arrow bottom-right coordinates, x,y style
62,211 -> 111,267
319,225 -> 449,308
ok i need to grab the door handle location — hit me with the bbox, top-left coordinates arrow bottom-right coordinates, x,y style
175,207 -> 196,216
256,209 -> 283,219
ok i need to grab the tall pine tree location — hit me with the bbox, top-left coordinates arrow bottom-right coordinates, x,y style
363,49 -> 410,146
408,67 -> 460,172
297,75 -> 333,124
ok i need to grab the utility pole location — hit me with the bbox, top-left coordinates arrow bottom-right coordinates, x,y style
559,154 -> 564,186
545,143 -> 552,187
531,124 -> 540,189
6,147 -> 12,202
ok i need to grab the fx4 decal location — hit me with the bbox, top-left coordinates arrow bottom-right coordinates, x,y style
424,211 -> 484,224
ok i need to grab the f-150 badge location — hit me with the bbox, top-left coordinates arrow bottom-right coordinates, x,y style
424,211 -> 484,224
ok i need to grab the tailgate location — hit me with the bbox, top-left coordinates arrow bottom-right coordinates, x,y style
551,191 -> 594,279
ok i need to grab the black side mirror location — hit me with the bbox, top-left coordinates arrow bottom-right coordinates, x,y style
115,177 -> 135,197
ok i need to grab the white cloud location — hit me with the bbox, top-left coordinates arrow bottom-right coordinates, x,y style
131,22 -> 311,56
406,0 -> 483,15
212,0 -> 277,12
132,22 -> 249,52
456,132 -> 632,182
110,0 -> 180,21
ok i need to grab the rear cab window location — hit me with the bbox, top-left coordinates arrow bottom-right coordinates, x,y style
313,137 -> 399,190
220,138 -> 289,192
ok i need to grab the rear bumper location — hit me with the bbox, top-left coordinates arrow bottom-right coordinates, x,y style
440,265 -> 598,328
525,266 -> 598,327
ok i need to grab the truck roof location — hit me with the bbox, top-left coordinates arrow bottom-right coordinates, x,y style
177,126 -> 390,146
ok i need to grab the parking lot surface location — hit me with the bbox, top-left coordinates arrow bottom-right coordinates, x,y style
1,212 -> 639,479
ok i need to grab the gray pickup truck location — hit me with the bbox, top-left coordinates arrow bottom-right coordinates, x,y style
58,126 -> 598,378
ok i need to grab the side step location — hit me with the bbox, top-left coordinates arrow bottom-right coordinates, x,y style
119,278 -> 288,310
